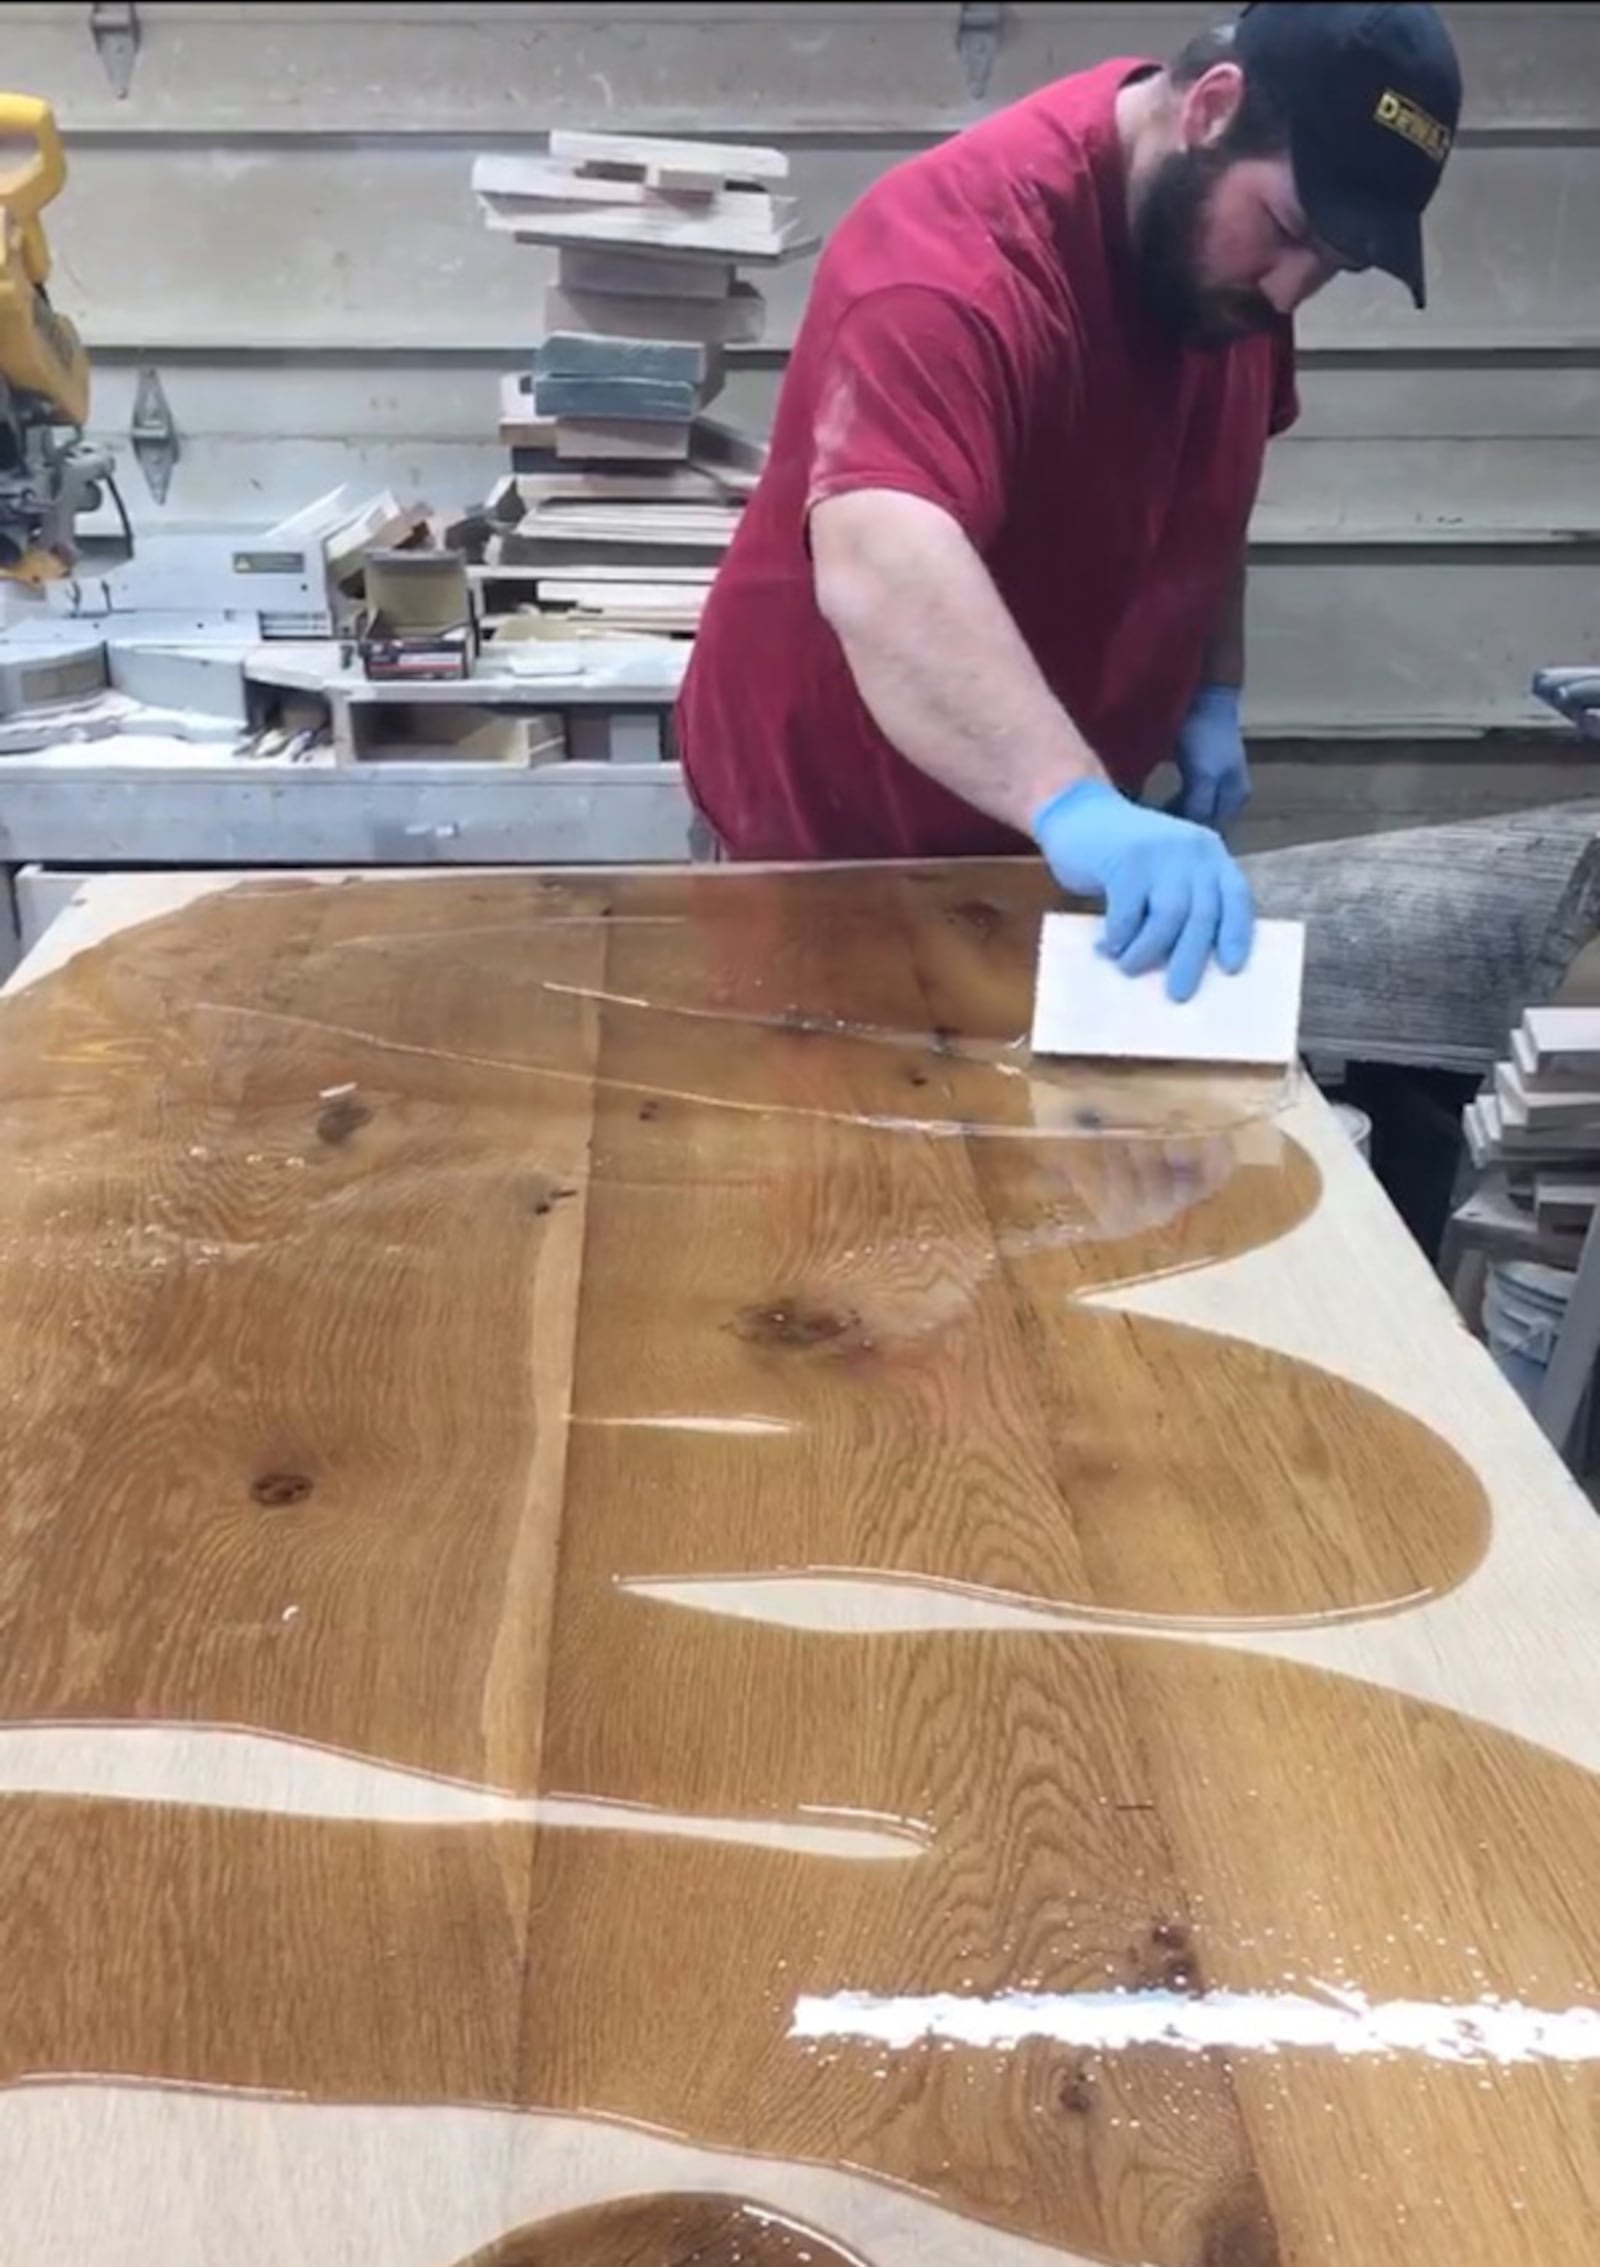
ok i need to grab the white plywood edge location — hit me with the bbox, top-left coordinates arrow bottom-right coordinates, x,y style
1536,1176 -> 1600,1212
1071,1084 -> 1600,1771
1522,1006 -> 1600,1069
0,2087 -> 1081,2267
539,579 -> 708,605
504,563 -> 713,586
1496,1059 -> 1600,1128
1029,912 -> 1306,1068
473,153 -> 784,222
547,127 -> 791,182
631,1068 -> 1600,1789
480,194 -> 819,265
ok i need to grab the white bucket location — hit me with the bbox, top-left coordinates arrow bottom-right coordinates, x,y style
1483,1257 -> 1574,1408
1331,1101 -> 1372,1160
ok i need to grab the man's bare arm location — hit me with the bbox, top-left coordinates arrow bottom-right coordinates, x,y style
810,488 -> 1107,833
810,484 -> 1254,1003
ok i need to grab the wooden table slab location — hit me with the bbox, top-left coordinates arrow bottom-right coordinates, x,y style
0,860 -> 1596,2266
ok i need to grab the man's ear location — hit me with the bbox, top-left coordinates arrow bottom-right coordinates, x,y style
1178,61 -> 1246,151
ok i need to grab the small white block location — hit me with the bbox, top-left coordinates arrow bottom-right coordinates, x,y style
1029,912 -> 1307,1067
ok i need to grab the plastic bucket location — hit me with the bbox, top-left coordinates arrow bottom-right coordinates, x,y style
1483,1257 -> 1574,1408
1331,1102 -> 1372,1161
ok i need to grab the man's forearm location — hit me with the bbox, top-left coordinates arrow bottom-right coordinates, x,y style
810,489 -> 1106,835
1203,555 -> 1247,690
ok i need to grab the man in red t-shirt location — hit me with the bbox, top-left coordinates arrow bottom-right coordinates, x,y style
677,1 -> 1462,1000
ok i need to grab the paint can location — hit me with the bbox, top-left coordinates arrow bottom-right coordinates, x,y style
1483,1258 -> 1573,1410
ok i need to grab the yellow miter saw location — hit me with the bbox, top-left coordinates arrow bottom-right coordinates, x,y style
0,94 -> 121,583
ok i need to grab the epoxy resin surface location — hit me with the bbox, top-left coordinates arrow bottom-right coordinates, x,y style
0,861 -> 1589,2267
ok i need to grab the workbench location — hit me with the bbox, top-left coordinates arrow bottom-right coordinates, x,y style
0,858 -> 1596,2265
0,631 -> 703,965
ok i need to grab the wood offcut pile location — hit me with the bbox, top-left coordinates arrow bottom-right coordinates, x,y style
466,129 -> 816,638
1462,1006 -> 1600,1257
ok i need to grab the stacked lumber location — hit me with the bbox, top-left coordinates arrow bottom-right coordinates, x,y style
1463,1006 -> 1600,1251
468,130 -> 805,637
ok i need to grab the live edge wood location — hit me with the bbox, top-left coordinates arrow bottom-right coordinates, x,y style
1241,796 -> 1600,1069
0,860 -> 1594,2267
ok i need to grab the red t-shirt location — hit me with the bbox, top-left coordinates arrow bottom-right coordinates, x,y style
675,56 -> 1299,862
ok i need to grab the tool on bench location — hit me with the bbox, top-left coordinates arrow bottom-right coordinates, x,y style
1533,668 -> 1600,730
0,94 -> 126,583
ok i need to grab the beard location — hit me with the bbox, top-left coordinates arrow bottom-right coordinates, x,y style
1130,146 -> 1279,349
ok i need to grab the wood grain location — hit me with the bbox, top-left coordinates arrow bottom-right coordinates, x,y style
566,887 -> 1488,1627
0,863 -> 1486,1783
0,1707 -> 1272,2264
0,860 -> 1581,2267
7,1629 -> 1600,2259
1115,1640 -> 1600,2258
0,1798 -> 532,2103
0,2086 -> 1106,2267
0,874 -> 605,1788
457,2196 -> 872,2267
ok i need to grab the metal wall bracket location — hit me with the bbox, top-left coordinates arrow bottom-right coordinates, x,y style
89,2 -> 141,99
956,1 -> 1003,102
129,367 -> 178,504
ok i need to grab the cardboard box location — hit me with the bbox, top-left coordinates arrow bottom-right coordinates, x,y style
355,551 -> 479,682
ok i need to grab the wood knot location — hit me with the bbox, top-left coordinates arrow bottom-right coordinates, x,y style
947,897 -> 1004,941
1054,2059 -> 1095,2117
733,1299 -> 860,1352
638,1099 -> 662,1122
251,1471 -> 313,1509
1200,2175 -> 1281,2267
1134,1916 -> 1203,1995
316,1094 -> 372,1145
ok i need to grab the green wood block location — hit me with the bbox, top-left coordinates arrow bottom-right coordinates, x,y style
532,373 -> 700,423
535,331 -> 707,383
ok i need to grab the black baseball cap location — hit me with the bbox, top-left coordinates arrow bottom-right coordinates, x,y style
1233,2 -> 1463,308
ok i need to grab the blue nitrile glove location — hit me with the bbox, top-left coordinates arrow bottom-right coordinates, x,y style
1031,777 -> 1254,1005
1169,682 -> 1251,831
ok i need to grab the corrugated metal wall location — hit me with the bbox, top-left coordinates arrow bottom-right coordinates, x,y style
8,2 -> 1599,767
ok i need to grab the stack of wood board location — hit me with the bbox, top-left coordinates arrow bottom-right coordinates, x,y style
1463,1005 -> 1600,1250
469,131 -> 797,637
472,457 -> 746,637
473,128 -> 816,270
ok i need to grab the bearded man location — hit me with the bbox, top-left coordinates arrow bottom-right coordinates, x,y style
676,2 -> 1463,1001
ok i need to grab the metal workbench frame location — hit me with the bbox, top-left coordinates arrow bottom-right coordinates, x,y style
0,622 -> 708,973
0,757 -> 698,869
